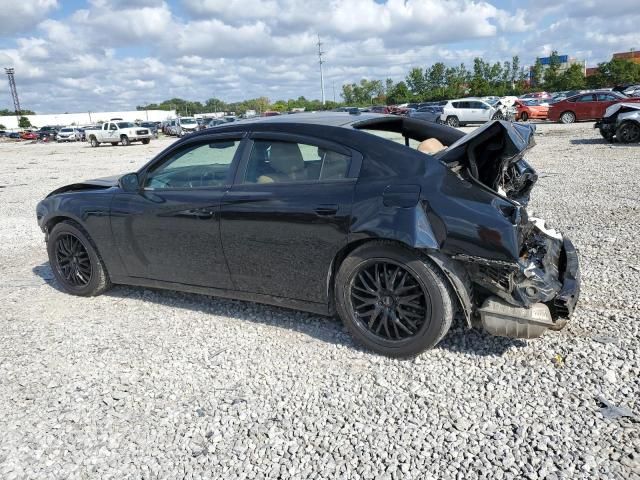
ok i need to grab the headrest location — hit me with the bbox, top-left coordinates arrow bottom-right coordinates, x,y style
269,142 -> 304,174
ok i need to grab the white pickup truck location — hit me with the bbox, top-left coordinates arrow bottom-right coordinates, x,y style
86,120 -> 153,147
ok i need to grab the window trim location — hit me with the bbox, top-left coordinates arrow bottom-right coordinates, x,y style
139,133 -> 247,191
232,132 -> 363,186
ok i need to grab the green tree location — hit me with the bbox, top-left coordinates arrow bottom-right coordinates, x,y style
530,58 -> 544,88
0,124 -> 6,130
18,116 -> 31,128
596,58 -> 640,86
386,81 -> 411,104
543,51 -> 562,91
406,67 -> 427,99
557,63 -> 586,90
0,108 -> 35,115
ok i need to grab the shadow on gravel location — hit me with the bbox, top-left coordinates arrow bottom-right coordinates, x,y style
33,262 -> 524,357
570,138 -> 640,146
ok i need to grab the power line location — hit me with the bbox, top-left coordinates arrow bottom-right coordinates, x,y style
317,35 -> 325,105
4,67 -> 21,122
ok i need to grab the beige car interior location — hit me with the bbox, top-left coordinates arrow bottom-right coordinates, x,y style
417,138 -> 447,154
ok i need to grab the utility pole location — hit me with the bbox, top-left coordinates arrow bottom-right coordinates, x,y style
332,82 -> 336,103
317,35 -> 325,105
4,67 -> 21,123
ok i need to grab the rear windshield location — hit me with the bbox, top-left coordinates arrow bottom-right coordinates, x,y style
117,122 -> 135,128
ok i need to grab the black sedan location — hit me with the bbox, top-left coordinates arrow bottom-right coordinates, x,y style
36,113 -> 580,357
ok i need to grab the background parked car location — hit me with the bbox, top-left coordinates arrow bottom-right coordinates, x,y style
36,125 -> 59,140
409,105 -> 443,123
138,121 -> 159,138
440,98 -> 498,127
57,127 -> 81,142
8,132 -> 20,139
548,91 -> 640,124
20,131 -> 38,140
515,99 -> 550,121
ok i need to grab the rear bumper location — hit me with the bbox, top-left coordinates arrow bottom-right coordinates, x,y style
550,237 -> 580,319
478,234 -> 580,339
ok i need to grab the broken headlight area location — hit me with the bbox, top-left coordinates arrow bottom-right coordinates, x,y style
453,218 -> 579,339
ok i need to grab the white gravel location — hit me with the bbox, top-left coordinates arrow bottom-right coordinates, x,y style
0,124 -> 639,479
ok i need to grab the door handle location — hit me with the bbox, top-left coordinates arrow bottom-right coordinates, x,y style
314,204 -> 339,216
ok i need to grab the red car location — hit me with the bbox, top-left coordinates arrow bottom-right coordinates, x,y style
20,131 -> 38,140
548,91 -> 640,124
515,99 -> 549,121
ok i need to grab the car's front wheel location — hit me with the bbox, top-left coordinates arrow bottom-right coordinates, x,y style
446,116 -> 459,128
335,243 -> 454,357
560,111 -> 576,124
90,137 -> 99,147
47,221 -> 111,296
616,121 -> 640,143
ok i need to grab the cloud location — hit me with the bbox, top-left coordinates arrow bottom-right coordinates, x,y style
0,0 -> 58,36
0,0 -> 638,113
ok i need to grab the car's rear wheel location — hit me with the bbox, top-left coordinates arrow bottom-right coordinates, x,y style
335,243 -> 454,357
111,142 -> 118,146
120,135 -> 130,146
521,112 -> 529,122
142,138 -> 150,144
616,121 -> 640,143
560,111 -> 576,124
90,137 -> 99,147
47,221 -> 111,297
446,116 -> 459,128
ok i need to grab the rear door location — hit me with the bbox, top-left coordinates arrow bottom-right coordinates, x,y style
220,132 -> 360,304
595,93 -> 621,119
573,94 -> 596,120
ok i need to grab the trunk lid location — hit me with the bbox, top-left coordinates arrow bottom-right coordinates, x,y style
438,121 -> 538,206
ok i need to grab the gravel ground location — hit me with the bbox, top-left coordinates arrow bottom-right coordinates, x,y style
0,124 -> 639,479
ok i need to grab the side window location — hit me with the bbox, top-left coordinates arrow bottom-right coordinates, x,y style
451,102 -> 460,108
596,93 -> 616,101
103,123 -> 108,130
576,95 -> 595,103
145,139 -> 241,189
243,140 -> 351,184
109,123 -> 117,130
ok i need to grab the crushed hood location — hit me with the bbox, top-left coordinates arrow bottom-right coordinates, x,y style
603,102 -> 640,118
438,120 -> 538,205
47,174 -> 120,197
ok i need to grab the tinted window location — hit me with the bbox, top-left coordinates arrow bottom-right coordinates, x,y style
596,93 -> 617,101
145,140 -> 241,189
244,140 -> 351,184
576,94 -> 595,102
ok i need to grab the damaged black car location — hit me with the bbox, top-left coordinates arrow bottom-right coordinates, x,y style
595,102 -> 640,143
36,113 -> 580,357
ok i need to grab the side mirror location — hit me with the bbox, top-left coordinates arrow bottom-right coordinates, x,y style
119,172 -> 141,192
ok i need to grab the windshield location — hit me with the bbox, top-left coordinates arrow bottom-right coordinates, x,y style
117,122 -> 135,128
61,128 -> 73,132
181,118 -> 197,124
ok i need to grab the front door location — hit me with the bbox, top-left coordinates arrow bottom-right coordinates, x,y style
220,134 -> 357,304
111,136 -> 244,288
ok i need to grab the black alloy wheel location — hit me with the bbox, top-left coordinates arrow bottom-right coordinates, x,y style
350,260 -> 429,341
47,221 -> 111,296
335,243 -> 454,357
54,233 -> 92,287
616,121 -> 640,143
446,116 -> 459,128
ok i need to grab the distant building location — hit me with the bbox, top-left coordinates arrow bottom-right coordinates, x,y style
586,67 -> 599,77
612,50 -> 640,64
528,54 -> 585,86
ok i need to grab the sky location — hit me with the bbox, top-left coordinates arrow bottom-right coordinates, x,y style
0,0 -> 638,114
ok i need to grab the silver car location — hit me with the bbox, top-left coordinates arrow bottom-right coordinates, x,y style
440,98 -> 498,127
56,127 -> 81,142
409,106 -> 443,123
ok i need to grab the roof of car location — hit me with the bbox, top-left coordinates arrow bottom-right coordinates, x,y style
234,111 -> 388,128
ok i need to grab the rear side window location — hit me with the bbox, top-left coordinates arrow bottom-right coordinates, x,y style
576,95 -> 595,102
244,140 -> 351,184
596,93 -> 617,101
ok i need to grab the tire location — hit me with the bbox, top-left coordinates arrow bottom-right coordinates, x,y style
90,137 -> 99,147
47,221 -> 111,297
334,242 -> 454,357
446,116 -> 459,128
120,135 -> 130,146
111,142 -> 118,146
142,138 -> 150,145
559,111 -> 576,124
492,112 -> 504,121
598,127 -> 615,143
520,112 -> 529,122
615,121 -> 640,143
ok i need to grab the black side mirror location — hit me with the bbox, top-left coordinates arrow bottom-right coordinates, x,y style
119,172 -> 141,192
